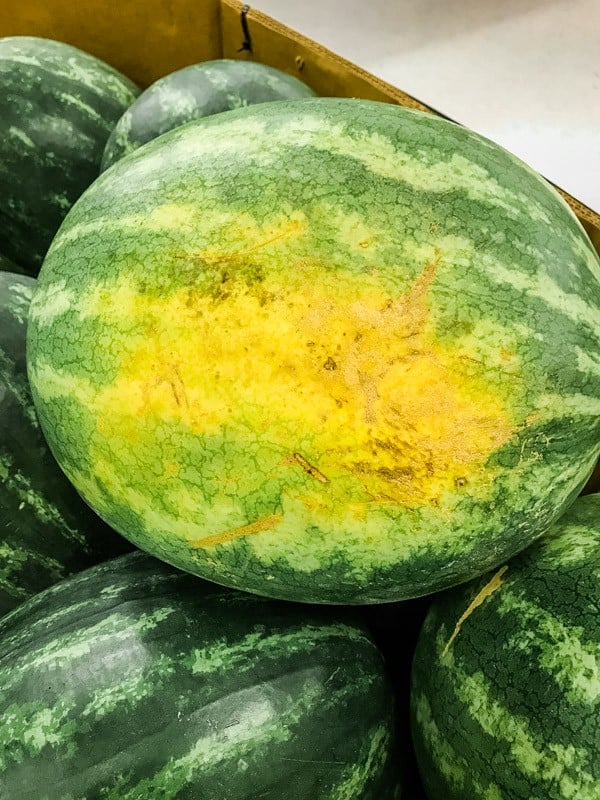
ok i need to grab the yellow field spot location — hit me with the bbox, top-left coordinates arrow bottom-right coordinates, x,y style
79,216 -> 520,513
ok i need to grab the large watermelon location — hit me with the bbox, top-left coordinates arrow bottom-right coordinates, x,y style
101,58 -> 316,171
0,271 -> 131,616
0,36 -> 139,275
410,493 -> 600,799
26,98 -> 600,604
0,551 -> 401,799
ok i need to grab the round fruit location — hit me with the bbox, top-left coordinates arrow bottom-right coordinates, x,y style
27,98 -> 600,603
0,271 -> 131,616
101,58 -> 315,170
0,551 -> 401,799
411,494 -> 600,800
0,36 -> 139,274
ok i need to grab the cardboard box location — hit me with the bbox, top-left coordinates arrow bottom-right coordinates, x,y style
1,0 -> 598,492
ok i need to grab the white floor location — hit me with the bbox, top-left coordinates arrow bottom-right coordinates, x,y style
255,0 -> 600,213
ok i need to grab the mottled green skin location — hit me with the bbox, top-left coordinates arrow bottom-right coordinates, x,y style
0,272 -> 131,616
0,36 -> 139,274
0,551 -> 401,799
101,59 -> 315,170
411,494 -> 600,800
27,99 -> 600,604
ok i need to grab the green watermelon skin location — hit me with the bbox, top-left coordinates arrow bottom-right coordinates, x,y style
0,272 -> 131,617
0,36 -> 139,275
410,494 -> 600,800
100,59 -> 315,170
0,551 -> 401,799
27,98 -> 600,604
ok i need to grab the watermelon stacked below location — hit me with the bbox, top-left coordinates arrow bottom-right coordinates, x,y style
0,551 -> 402,799
0,36 -> 139,275
101,58 -> 316,170
0,272 -> 131,617
411,493 -> 600,799
27,98 -> 600,604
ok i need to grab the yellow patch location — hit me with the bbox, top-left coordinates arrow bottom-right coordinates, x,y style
82,229 -> 519,511
442,565 -> 509,656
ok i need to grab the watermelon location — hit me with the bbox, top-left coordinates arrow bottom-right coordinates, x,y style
0,271 -> 131,617
101,58 -> 316,171
410,493 -> 600,800
0,36 -> 139,275
26,98 -> 600,604
0,551 -> 402,799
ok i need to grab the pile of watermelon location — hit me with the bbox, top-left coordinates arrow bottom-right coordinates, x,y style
1,35 -> 598,800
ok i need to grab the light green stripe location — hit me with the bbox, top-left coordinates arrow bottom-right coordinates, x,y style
478,254 -> 600,339
7,126 -> 35,149
0,607 -> 175,688
0,541 -> 62,599
498,591 -> 600,705
0,452 -> 86,543
0,543 -> 31,599
0,349 -> 39,428
81,653 -> 175,720
533,393 -> 600,418
413,691 -> 502,799
107,668 -> 356,800
28,280 -> 75,326
0,700 -> 77,769
57,92 -> 106,124
535,527 -> 600,570
189,623 -> 371,677
576,348 -> 600,378
446,648 -> 597,799
325,723 -> 391,800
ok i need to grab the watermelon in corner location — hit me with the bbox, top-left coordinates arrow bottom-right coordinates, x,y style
0,271 -> 132,617
0,36 -> 139,275
101,58 -> 316,171
410,493 -> 600,799
0,551 -> 402,799
26,98 -> 600,604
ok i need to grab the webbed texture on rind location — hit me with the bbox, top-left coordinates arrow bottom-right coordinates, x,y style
27,98 -> 600,602
411,494 -> 600,800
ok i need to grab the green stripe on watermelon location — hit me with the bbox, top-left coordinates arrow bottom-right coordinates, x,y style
0,551 -> 401,799
0,36 -> 139,275
410,493 -> 600,799
0,271 -> 131,617
27,98 -> 600,603
101,58 -> 316,171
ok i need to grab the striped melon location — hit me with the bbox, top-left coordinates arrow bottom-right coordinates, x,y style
410,493 -> 600,799
0,551 -> 401,799
101,58 -> 316,171
26,98 -> 600,604
0,271 -> 131,616
0,36 -> 139,275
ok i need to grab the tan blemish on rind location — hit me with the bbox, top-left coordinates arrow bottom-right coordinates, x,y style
293,453 -> 330,484
442,565 -> 509,656
192,513 -> 283,549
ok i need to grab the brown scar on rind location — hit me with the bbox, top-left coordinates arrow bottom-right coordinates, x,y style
191,513 -> 283,548
292,453 -> 330,484
442,565 -> 508,656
